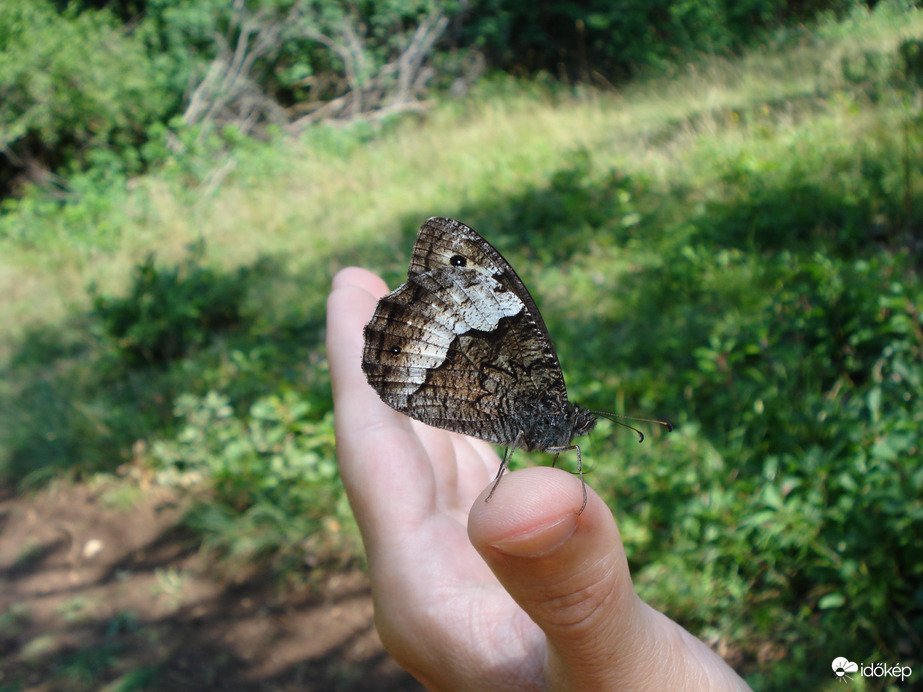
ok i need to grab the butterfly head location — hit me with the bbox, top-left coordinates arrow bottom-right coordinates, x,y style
572,407 -> 599,440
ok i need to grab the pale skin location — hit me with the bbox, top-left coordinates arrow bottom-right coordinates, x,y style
327,266 -> 753,691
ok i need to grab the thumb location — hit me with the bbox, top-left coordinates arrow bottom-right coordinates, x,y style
468,466 -> 670,690
469,467 -> 752,691
468,466 -> 649,689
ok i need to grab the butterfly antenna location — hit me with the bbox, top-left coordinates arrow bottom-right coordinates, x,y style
589,411 -> 673,443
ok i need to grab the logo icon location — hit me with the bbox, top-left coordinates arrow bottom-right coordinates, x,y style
832,657 -> 859,683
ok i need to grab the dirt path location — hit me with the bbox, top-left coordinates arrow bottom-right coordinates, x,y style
0,483 -> 422,691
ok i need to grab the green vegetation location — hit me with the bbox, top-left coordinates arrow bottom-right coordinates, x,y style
89,242 -> 249,366
0,0 -> 881,201
1,1 -> 922,690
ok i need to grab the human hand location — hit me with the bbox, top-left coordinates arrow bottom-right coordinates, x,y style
326,266 -> 751,691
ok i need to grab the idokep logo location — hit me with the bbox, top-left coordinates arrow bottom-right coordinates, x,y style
831,658 -> 858,682
831,657 -> 913,684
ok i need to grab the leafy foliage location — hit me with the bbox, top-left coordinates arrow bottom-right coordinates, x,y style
0,0 -> 883,205
151,390 -> 350,572
0,0 -> 173,197
90,244 -> 249,366
460,0 -> 867,80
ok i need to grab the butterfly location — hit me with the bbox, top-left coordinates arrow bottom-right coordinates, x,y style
362,217 -> 670,512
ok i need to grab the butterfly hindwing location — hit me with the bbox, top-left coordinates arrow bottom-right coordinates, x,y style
362,217 -> 592,451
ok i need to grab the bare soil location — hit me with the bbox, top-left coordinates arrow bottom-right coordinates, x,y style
0,482 -> 423,691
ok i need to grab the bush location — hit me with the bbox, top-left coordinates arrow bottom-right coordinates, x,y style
0,0 -> 174,197
91,243 -> 249,366
151,390 -> 351,572
458,0 -> 870,80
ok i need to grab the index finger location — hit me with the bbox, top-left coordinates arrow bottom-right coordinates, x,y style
325,267 -> 441,528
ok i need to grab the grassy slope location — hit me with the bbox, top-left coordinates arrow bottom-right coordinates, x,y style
0,6 -> 917,323
1,5 -> 920,344
1,4 -> 922,690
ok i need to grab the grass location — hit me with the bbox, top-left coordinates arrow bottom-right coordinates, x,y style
1,2 -> 922,690
2,5 -> 922,336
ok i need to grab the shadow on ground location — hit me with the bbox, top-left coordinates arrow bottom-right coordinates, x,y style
0,483 -> 421,692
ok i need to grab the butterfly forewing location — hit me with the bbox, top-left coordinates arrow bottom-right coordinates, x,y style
362,217 -> 576,448
412,218 -> 558,351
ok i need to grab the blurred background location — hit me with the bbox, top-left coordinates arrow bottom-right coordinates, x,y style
1,1 -> 921,690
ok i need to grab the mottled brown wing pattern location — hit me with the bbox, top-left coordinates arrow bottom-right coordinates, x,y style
410,217 -> 557,349
362,217 -> 584,449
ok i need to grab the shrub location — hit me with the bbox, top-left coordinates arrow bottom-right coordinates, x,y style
0,0 -> 173,196
151,390 -> 350,571
91,243 -> 249,366
458,0 -> 869,80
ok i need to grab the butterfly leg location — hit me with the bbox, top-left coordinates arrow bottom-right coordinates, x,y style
574,444 -> 587,514
485,431 -> 525,503
548,444 -> 587,514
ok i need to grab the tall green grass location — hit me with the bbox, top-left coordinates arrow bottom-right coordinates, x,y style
1,2 -> 922,689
